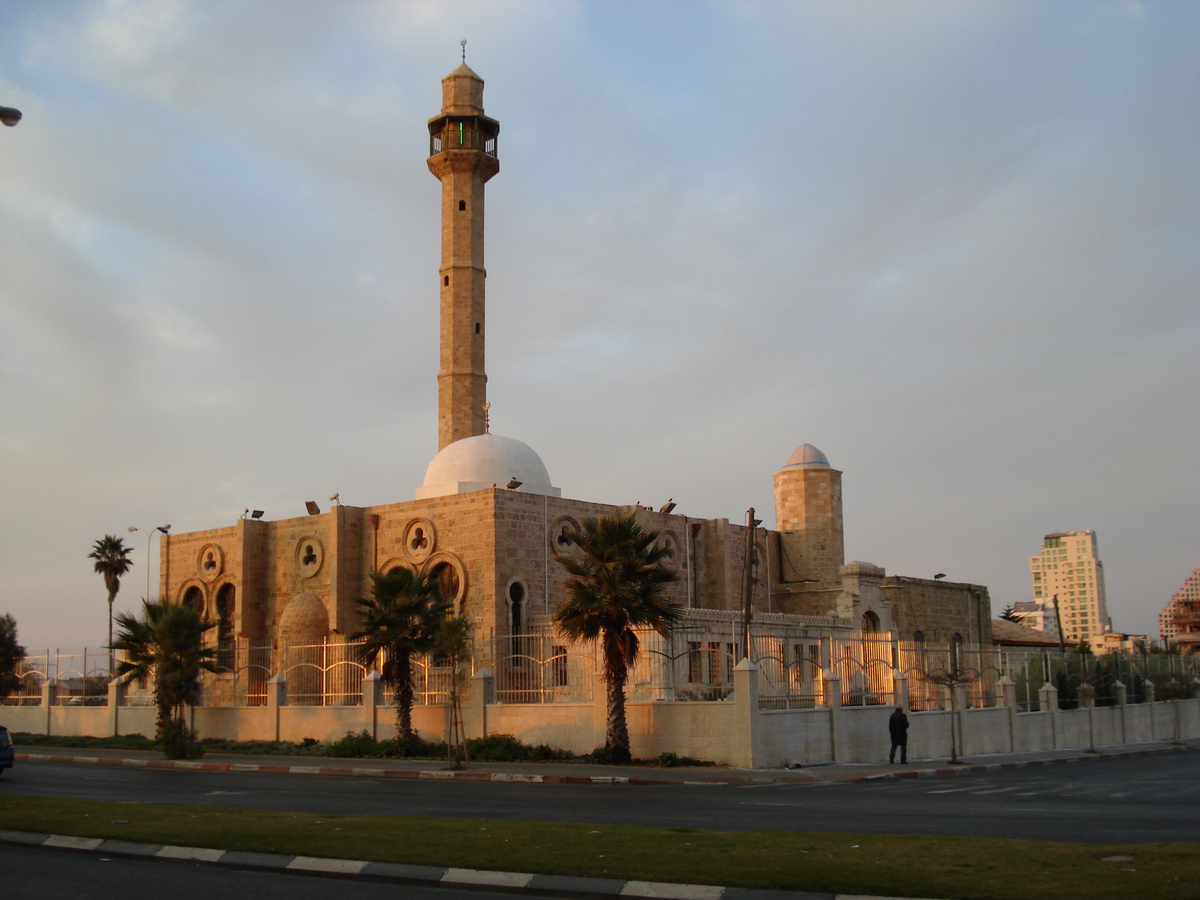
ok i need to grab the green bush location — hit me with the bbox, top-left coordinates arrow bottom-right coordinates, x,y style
465,733 -> 573,762
13,733 -> 158,751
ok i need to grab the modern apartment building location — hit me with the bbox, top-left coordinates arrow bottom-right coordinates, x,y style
1161,567 -> 1200,648
1029,531 -> 1109,645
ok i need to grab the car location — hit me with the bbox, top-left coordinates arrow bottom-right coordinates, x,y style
0,725 -> 13,774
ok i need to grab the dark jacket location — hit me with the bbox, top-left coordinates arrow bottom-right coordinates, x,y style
889,708 -> 909,743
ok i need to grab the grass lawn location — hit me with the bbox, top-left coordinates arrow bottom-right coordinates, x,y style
1,795 -> 1194,899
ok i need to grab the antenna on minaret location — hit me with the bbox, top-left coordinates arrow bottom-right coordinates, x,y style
483,402 -> 491,433
461,39 -> 467,62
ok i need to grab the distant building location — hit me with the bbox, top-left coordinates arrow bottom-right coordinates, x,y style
992,617 -> 1070,649
1009,599 -> 1060,637
1029,531 -> 1109,645
1096,631 -> 1150,654
1163,567 -> 1200,650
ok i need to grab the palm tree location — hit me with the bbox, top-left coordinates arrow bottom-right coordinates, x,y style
0,614 -> 26,700
553,513 -> 682,763
351,567 -> 451,745
89,534 -> 134,673
113,600 -> 218,756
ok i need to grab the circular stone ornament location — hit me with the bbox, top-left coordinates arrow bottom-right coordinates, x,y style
295,536 -> 325,578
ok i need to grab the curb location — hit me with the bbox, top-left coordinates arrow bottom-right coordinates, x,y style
0,828 -> 910,900
13,754 -> 679,785
14,742 -> 1195,786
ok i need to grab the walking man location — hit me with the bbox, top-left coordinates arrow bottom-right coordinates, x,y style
889,705 -> 909,764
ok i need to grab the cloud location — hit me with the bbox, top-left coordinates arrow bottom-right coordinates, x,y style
0,0 -> 1196,648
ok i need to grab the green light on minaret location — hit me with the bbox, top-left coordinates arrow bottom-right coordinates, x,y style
459,121 -> 464,145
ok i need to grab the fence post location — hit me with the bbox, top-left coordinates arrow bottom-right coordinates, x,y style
1145,680 -> 1156,740
823,670 -> 842,764
998,675 -> 1017,753
732,657 -> 761,768
892,669 -> 909,711
467,668 -> 493,740
41,678 -> 55,736
1039,682 -> 1059,749
107,675 -> 128,738
1112,680 -> 1127,744
267,673 -> 288,743
362,671 -> 382,741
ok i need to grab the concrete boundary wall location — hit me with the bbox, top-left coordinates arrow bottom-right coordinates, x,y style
4,664 -> 1198,767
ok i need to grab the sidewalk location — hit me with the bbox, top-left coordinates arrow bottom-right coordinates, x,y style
15,736 -> 1198,786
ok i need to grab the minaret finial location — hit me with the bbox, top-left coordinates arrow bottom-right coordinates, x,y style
461,39 -> 467,62
483,402 -> 491,433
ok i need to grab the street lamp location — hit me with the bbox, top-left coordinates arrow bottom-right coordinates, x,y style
0,107 -> 21,127
127,525 -> 171,602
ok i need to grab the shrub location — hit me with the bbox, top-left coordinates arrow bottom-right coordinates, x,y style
465,733 -> 573,762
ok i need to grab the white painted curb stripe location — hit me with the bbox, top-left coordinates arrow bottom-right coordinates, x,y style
288,766 -> 323,775
443,867 -> 535,888
621,880 -> 725,900
420,770 -> 457,779
156,845 -> 226,862
45,835 -> 104,851
288,856 -> 367,874
492,773 -> 543,783
351,767 -> 388,777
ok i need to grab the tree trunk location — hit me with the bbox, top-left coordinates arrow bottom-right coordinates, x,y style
606,663 -> 631,763
395,651 -> 414,743
107,588 -> 117,677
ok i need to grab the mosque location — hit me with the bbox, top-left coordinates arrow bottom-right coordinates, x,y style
158,62 -> 991,678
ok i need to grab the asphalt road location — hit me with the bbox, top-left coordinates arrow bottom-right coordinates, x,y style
3,751 -> 1198,842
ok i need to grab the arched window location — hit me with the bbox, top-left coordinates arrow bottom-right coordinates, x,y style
861,610 -> 881,634
951,632 -> 964,675
508,580 -> 526,664
912,630 -> 925,644
183,586 -> 204,615
430,562 -> 461,611
509,581 -> 525,634
216,583 -> 236,671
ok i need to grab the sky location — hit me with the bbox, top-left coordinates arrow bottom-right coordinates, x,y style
1,0 -> 1196,652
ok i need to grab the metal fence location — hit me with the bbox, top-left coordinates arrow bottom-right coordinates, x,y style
1,649 -> 112,707
4,631 -> 1197,712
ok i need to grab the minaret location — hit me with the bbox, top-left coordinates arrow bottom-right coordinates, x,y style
427,58 -> 500,450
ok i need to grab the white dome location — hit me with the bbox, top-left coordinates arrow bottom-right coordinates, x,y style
781,443 -> 831,469
416,434 -> 561,499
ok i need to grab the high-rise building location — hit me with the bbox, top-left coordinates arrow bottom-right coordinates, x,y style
1162,567 -> 1200,648
1029,531 -> 1108,645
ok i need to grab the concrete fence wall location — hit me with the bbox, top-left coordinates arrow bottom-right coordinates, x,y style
5,663 -> 1198,768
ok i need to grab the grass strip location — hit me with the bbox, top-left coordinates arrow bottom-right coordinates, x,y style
0,795 -> 1193,900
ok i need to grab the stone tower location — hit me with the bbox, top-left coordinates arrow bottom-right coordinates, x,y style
774,444 -> 844,583
428,62 -> 500,450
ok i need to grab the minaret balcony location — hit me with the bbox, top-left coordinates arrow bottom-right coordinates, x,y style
428,115 -> 499,158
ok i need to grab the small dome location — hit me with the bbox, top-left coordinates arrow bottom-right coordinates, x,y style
782,443 -> 831,469
417,434 -> 561,499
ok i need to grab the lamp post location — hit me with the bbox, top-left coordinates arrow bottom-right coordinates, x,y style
0,107 -> 21,127
127,525 -> 171,602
